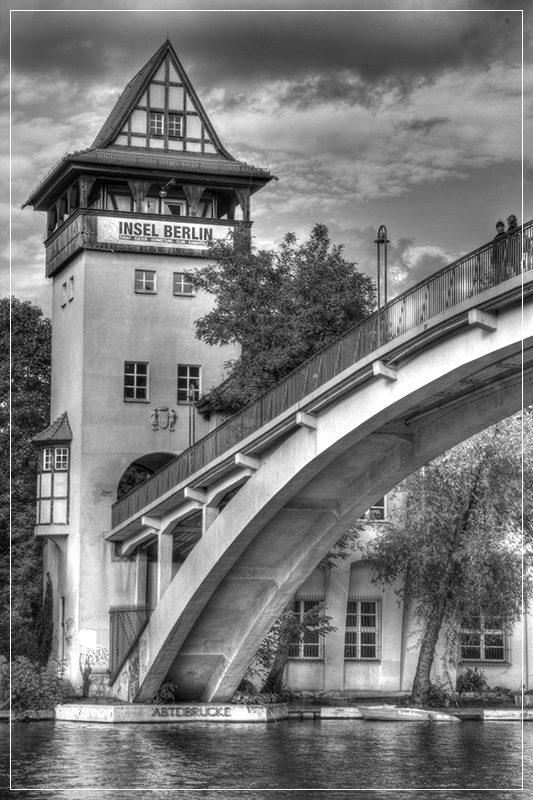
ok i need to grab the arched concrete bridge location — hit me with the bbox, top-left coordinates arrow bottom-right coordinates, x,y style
107,223 -> 533,703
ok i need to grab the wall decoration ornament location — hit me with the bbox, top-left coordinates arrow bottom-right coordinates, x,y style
150,406 -> 177,431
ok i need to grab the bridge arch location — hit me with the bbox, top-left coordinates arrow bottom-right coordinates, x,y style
111,286 -> 532,703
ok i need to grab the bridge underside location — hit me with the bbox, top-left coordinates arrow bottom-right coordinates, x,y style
112,291 -> 532,703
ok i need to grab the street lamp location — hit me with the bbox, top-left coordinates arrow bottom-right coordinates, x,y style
374,224 -> 390,309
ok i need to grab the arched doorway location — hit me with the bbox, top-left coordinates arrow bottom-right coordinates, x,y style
117,452 -> 176,500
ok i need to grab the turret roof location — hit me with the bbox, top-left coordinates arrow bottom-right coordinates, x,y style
32,412 -> 73,444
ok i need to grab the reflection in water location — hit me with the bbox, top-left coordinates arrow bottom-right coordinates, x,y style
2,719 -> 530,799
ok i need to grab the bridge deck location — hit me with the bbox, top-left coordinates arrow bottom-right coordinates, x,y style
108,221 -> 532,542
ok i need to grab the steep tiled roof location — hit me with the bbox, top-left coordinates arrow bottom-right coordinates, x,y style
90,41 -> 167,150
32,412 -> 72,444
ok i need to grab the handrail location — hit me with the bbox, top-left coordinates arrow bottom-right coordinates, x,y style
111,221 -> 533,528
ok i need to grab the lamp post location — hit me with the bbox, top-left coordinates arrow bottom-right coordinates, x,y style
374,225 -> 390,346
374,224 -> 390,309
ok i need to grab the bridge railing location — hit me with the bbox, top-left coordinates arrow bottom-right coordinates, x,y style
112,221 -> 532,528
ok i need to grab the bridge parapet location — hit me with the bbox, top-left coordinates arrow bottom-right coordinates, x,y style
111,221 -> 532,530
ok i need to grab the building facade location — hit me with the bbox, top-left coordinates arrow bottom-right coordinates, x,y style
25,40 -> 273,691
284,497 -> 531,697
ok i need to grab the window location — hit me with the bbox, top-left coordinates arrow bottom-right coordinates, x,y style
173,273 -> 194,296
68,276 -> 74,302
149,112 -> 164,137
361,497 -> 386,521
54,448 -> 69,470
177,365 -> 200,403
36,446 -> 70,525
163,201 -> 184,217
460,616 -> 508,663
134,270 -> 156,293
61,283 -> 67,307
168,114 -> 182,138
288,597 -> 324,660
344,598 -> 381,660
124,362 -> 149,402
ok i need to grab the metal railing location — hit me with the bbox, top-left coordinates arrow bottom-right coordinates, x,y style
109,606 -> 150,680
112,221 -> 532,528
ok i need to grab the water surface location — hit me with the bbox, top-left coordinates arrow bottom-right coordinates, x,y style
3,718 -> 530,798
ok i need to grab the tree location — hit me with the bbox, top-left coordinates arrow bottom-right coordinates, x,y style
243,521 -> 363,696
360,412 -> 532,705
1,297 -> 52,661
190,224 -> 376,413
245,602 -> 336,696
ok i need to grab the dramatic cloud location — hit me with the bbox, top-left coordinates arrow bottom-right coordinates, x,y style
5,5 -> 530,315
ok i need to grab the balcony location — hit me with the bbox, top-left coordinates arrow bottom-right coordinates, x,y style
44,208 -> 246,277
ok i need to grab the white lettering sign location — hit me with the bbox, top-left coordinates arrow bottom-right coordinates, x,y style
97,217 -> 233,250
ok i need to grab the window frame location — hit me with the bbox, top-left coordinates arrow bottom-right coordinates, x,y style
36,446 -> 70,525
168,113 -> 182,139
149,112 -> 164,138
173,273 -> 195,296
287,597 -> 325,661
177,364 -> 201,404
344,597 -> 382,661
460,616 -> 509,664
124,361 -> 150,403
134,270 -> 157,294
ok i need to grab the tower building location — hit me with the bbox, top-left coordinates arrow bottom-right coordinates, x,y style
24,40 -> 273,691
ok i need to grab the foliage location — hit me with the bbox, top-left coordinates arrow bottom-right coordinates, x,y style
246,602 -> 336,696
150,681 -> 180,704
10,656 -> 65,711
457,667 -> 488,694
425,676 -> 456,708
0,655 -> 7,706
78,654 -> 92,697
1,297 -> 52,661
189,223 -> 376,413
318,522 -> 362,569
360,412 -> 532,705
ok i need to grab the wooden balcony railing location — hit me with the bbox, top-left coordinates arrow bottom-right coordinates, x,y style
111,221 -> 533,529
44,208 -> 244,277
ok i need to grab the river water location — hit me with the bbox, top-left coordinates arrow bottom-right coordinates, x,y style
2,718 -> 531,799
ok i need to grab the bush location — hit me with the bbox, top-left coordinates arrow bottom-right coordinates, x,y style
150,682 -> 179,704
425,676 -> 456,707
10,656 -> 65,711
457,667 -> 488,694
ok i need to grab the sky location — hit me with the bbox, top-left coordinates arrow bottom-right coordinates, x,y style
4,1 -> 532,317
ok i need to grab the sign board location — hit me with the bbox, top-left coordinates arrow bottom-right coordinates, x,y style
97,216 -> 233,251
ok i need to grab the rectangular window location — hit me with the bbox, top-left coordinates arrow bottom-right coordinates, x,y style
168,114 -> 182,138
177,364 -> 200,403
361,497 -> 386,521
36,447 -> 70,525
54,448 -> 69,471
288,597 -> 324,660
173,273 -> 194,296
149,112 -> 164,137
124,362 -> 149,402
460,616 -> 508,663
61,283 -> 67,307
43,448 -> 53,471
344,598 -> 382,660
163,201 -> 184,217
134,270 -> 156,293
68,276 -> 74,302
